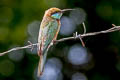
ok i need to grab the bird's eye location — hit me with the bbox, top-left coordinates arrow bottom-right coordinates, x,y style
51,12 -> 62,19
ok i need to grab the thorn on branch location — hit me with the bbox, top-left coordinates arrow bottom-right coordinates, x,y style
28,41 -> 34,51
73,32 -> 78,39
112,24 -> 116,27
78,34 -> 85,47
73,32 -> 85,47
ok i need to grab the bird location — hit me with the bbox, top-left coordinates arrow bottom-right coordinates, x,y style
37,7 -> 74,77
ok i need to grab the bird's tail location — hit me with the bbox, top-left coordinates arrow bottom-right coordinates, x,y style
37,49 -> 48,77
37,55 -> 43,77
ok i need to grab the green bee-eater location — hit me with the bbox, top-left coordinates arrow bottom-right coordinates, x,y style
37,7 -> 74,77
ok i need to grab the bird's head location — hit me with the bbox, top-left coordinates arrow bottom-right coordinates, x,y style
45,7 -> 74,19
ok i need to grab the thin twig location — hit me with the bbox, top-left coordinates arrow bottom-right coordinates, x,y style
0,43 -> 38,56
0,25 -> 120,56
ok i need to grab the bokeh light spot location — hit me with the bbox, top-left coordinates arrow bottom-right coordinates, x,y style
8,45 -> 24,62
27,20 -> 40,54
72,72 -> 87,80
0,27 -> 9,43
60,16 -> 76,36
0,60 -> 15,76
68,44 -> 88,65
69,8 -> 86,25
36,57 -> 63,80
47,58 -> 63,70
27,21 -> 40,45
0,7 -> 13,24
96,2 -> 113,20
27,20 -> 40,39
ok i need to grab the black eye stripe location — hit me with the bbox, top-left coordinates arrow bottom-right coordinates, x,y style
51,11 -> 61,15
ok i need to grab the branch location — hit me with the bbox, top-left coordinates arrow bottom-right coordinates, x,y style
0,43 -> 38,56
56,25 -> 120,42
0,25 -> 120,56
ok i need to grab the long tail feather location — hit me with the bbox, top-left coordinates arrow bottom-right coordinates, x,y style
37,55 -> 43,77
37,48 -> 48,77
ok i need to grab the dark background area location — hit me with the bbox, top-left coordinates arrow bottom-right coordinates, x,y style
0,0 -> 120,80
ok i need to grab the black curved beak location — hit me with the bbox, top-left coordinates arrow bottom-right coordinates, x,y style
61,9 -> 75,13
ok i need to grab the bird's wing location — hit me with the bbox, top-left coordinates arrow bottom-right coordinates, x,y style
38,20 -> 60,55
37,20 -> 60,76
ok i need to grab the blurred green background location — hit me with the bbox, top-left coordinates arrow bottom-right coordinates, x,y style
0,0 -> 120,80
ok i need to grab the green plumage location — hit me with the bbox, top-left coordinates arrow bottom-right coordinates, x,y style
43,20 -> 59,52
37,7 -> 73,77
37,18 -> 60,77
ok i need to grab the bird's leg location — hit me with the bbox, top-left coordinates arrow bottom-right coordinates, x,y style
52,36 -> 58,44
52,40 -> 57,44
50,42 -> 54,46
